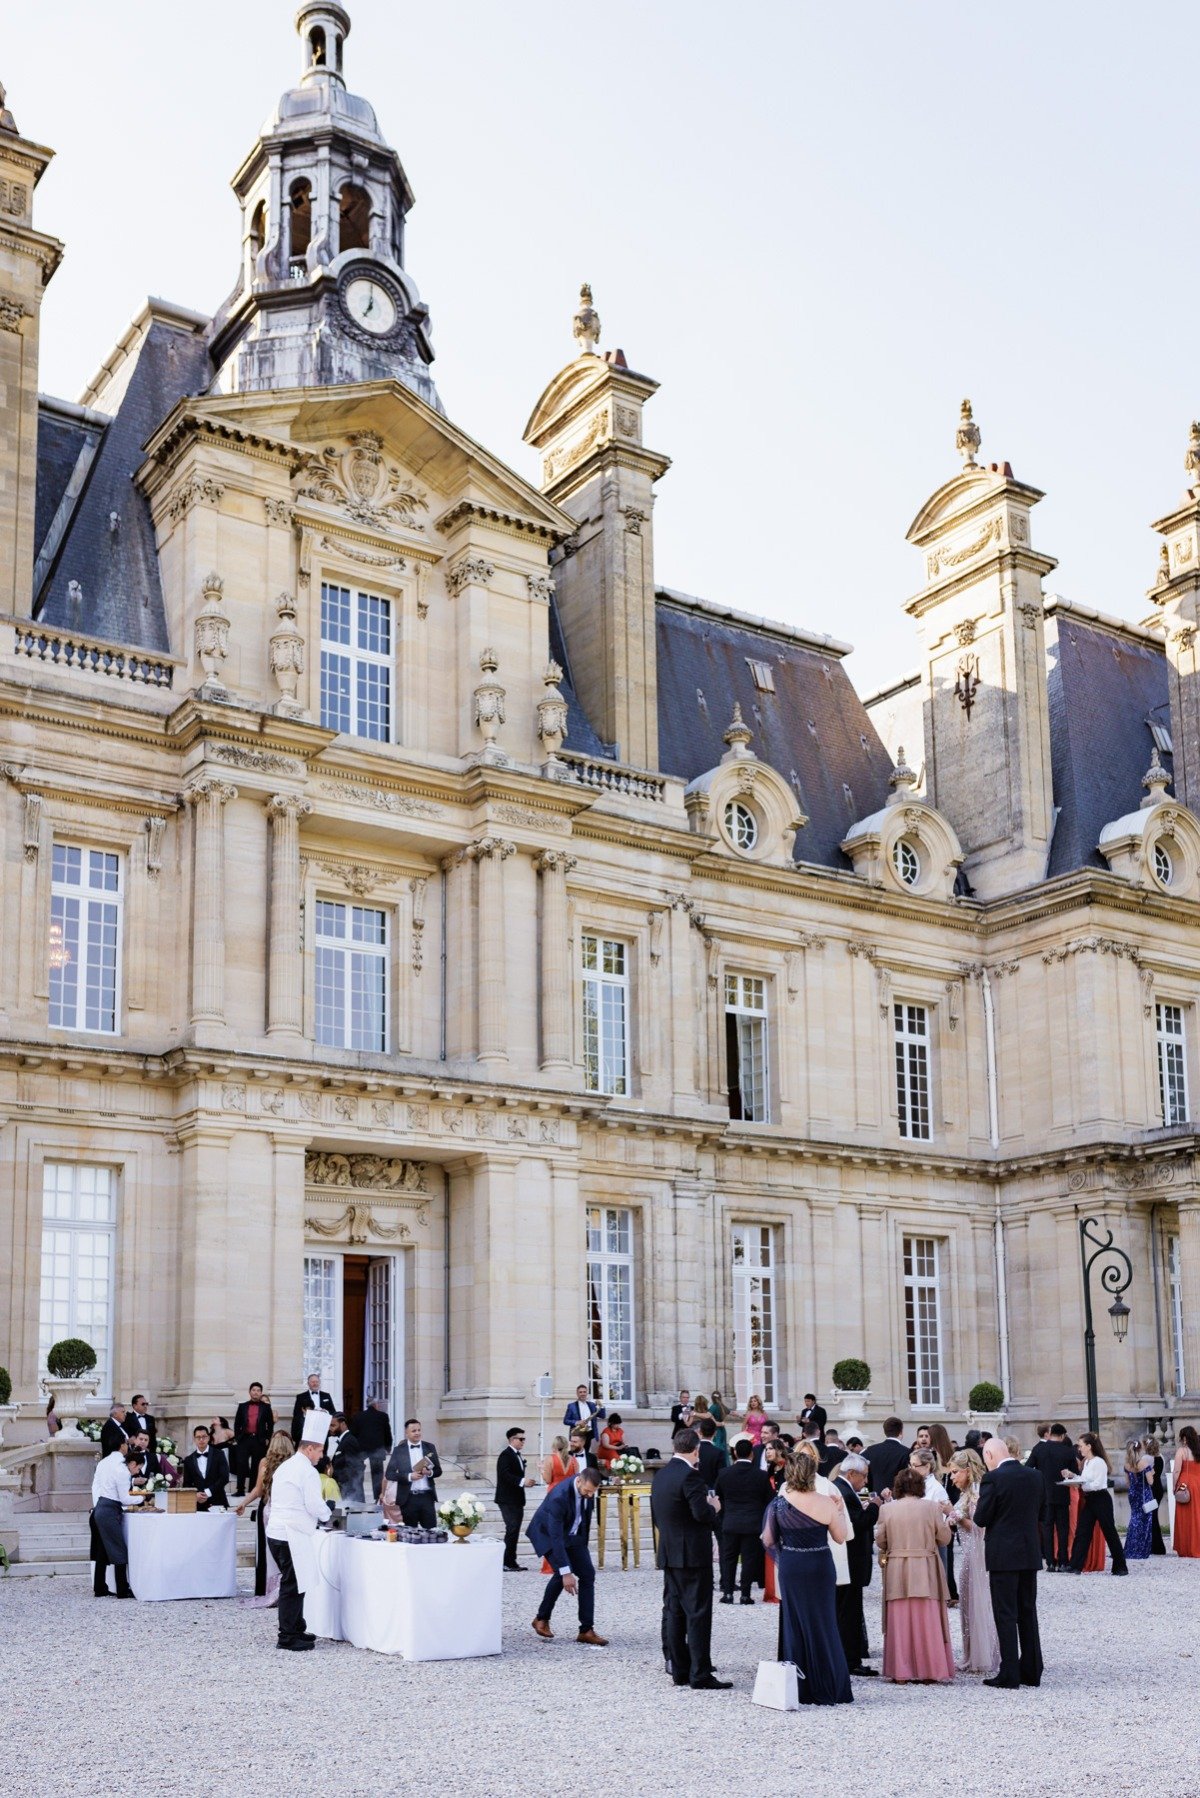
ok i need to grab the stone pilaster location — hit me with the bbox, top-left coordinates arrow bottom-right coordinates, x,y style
185,778 -> 237,1026
266,793 -> 311,1035
160,1124 -> 236,1418
471,837 -> 515,1064
1177,1200 -> 1200,1401
536,849 -> 576,1070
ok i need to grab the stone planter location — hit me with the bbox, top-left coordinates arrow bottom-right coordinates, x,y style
42,1375 -> 101,1439
966,1410 -> 1005,1437
832,1389 -> 871,1438
0,1401 -> 19,1448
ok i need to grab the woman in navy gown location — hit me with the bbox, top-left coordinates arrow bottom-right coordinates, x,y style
1123,1439 -> 1155,1561
762,1450 -> 853,1705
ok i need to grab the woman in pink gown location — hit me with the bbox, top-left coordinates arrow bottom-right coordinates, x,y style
874,1467 -> 956,1683
947,1449 -> 999,1676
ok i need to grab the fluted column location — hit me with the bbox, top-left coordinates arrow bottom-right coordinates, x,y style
472,836 -> 515,1064
267,793 -> 312,1035
536,849 -> 576,1070
185,777 -> 237,1025
1178,1201 -> 1200,1400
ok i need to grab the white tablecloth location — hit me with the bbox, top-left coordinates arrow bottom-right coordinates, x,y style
110,1511 -> 238,1601
289,1531 -> 503,1658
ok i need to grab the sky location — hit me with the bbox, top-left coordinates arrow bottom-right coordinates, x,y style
5,1 -> 1199,696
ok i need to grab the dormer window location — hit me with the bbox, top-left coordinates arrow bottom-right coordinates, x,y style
893,838 -> 921,888
724,799 -> 758,853
339,184 -> 371,254
1154,840 -> 1174,887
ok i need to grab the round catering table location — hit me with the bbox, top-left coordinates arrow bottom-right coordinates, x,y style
106,1510 -> 239,1601
287,1530 -> 503,1659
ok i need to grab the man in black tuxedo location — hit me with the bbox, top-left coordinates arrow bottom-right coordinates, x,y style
833,1454 -> 880,1676
494,1426 -> 536,1570
696,1415 -> 723,1488
100,1403 -> 129,1459
384,1418 -> 443,1528
125,1395 -> 157,1468
182,1424 -> 230,1508
753,1420 -> 780,1473
350,1396 -> 393,1500
863,1417 -> 909,1496
231,1382 -> 274,1496
291,1374 -> 335,1444
714,1440 -> 772,1603
1030,1423 -> 1076,1569
973,1436 -> 1044,1689
328,1413 -> 364,1501
650,1427 -> 730,1690
798,1393 -> 827,1441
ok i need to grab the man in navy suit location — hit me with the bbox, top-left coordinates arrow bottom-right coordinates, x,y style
526,1465 -> 608,1646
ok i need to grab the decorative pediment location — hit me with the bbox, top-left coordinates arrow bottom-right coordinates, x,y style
293,431 -> 428,532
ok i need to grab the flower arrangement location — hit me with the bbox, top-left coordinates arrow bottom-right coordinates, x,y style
77,1419 -> 103,1444
141,1473 -> 170,1494
157,1434 -> 177,1457
436,1492 -> 485,1533
611,1453 -> 644,1480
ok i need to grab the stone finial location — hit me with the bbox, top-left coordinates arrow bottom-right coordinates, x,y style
269,590 -> 306,717
721,703 -> 754,761
195,573 -> 230,694
537,660 -> 570,773
1141,745 -> 1172,808
1185,420 -> 1200,494
1156,544 -> 1171,588
573,283 -> 601,357
956,398 -> 982,470
888,745 -> 919,802
0,80 -> 18,135
473,649 -> 507,765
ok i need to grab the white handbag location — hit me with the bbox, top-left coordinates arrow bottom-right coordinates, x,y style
751,1660 -> 801,1710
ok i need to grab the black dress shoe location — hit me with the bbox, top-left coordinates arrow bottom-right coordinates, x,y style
279,1639 -> 314,1652
851,1665 -> 880,1677
691,1676 -> 734,1690
739,1595 -> 755,1605
982,1676 -> 1019,1689
1112,1568 -> 1128,1576
1020,1678 -> 1041,1686
718,1594 -> 734,1604
504,1563 -> 527,1572
672,1676 -> 691,1686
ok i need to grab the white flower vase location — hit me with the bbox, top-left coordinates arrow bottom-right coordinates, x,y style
832,1389 -> 870,1439
0,1402 -> 19,1448
967,1410 -> 1005,1436
42,1375 -> 100,1440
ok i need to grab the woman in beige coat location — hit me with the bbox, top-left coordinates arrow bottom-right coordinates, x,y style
873,1465 -> 956,1683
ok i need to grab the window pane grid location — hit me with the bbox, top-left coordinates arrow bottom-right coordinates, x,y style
1168,1234 -> 1186,1397
582,933 -> 628,1096
1156,1002 -> 1189,1126
49,845 -> 122,1034
39,1163 -> 116,1392
732,1223 -> 776,1406
894,1001 -> 931,1140
320,582 -> 393,741
726,973 -> 770,1123
903,1234 -> 942,1406
315,901 -> 388,1051
586,1205 -> 635,1403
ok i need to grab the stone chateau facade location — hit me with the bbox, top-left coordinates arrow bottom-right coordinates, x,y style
1,7 -> 1198,1465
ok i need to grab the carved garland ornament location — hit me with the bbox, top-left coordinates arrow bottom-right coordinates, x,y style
926,516 -> 1002,580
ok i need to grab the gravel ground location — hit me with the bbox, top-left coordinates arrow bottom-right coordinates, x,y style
2,1557 -> 1195,1796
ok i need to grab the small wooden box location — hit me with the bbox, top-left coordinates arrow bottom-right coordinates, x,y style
165,1488 -> 198,1514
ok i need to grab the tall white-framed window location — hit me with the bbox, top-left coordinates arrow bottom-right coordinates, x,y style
725,972 -> 769,1122
314,900 -> 389,1051
586,1205 -> 635,1403
48,844 -> 122,1034
1167,1233 -> 1186,1398
319,581 -> 393,742
1156,1002 -> 1189,1126
903,1235 -> 943,1407
303,1253 -> 341,1404
894,1001 -> 931,1140
582,934 -> 628,1096
731,1223 -> 777,1405
40,1163 -> 117,1395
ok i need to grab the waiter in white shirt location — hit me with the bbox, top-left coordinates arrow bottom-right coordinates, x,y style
266,1412 -> 332,1651
90,1442 -> 140,1599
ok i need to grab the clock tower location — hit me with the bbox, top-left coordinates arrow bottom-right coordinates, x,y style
210,2 -> 440,409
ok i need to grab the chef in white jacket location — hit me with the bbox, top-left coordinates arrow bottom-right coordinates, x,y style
265,1411 -> 331,1651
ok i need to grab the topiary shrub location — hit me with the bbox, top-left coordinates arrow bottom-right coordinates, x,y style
46,1338 -> 97,1380
968,1380 -> 1004,1412
0,1367 -> 11,1406
832,1357 -> 871,1391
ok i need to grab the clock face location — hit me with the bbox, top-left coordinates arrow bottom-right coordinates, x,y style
343,276 -> 398,336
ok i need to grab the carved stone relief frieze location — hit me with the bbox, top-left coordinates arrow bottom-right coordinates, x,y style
294,431 -> 428,532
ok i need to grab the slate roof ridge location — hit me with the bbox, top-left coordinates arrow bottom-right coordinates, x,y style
78,297 -> 211,415
655,585 -> 853,659
1044,593 -> 1166,652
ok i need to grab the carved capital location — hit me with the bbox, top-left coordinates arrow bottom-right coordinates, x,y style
267,793 -> 314,823
184,778 -> 238,809
535,849 -> 578,876
446,555 -> 494,597
470,835 -> 516,862
0,295 -> 30,333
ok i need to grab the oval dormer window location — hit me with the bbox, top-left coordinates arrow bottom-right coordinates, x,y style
725,799 -> 758,853
893,838 -> 921,888
1154,840 -> 1174,887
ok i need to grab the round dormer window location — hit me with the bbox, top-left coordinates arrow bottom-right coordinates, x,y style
1154,840 -> 1174,887
893,838 -> 921,887
724,799 -> 758,853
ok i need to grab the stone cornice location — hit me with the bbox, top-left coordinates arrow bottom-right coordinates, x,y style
436,499 -> 563,546
138,411 -> 299,489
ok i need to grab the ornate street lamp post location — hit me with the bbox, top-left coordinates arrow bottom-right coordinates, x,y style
1078,1216 -> 1133,1435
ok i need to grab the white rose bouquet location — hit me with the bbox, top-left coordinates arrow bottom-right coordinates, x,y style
156,1434 -> 177,1457
436,1492 -> 485,1532
143,1472 -> 170,1494
611,1453 -> 644,1479
78,1419 -> 103,1444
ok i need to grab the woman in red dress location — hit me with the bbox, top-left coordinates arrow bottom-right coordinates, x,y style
1172,1425 -> 1200,1558
538,1434 -> 581,1575
596,1414 -> 625,1472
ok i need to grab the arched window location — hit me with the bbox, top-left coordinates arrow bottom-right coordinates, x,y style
289,178 -> 312,273
248,200 -> 266,261
339,184 -> 371,253
309,25 -> 326,66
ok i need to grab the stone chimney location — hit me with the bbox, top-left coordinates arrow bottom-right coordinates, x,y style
1148,423 -> 1200,812
523,286 -> 670,769
0,80 -> 63,617
903,401 -> 1057,899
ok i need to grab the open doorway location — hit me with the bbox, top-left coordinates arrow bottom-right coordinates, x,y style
303,1250 -> 401,1419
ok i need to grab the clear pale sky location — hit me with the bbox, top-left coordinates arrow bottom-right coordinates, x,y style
6,2 -> 1197,695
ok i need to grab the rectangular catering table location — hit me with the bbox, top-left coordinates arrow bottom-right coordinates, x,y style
289,1531 -> 503,1659
109,1510 -> 239,1601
